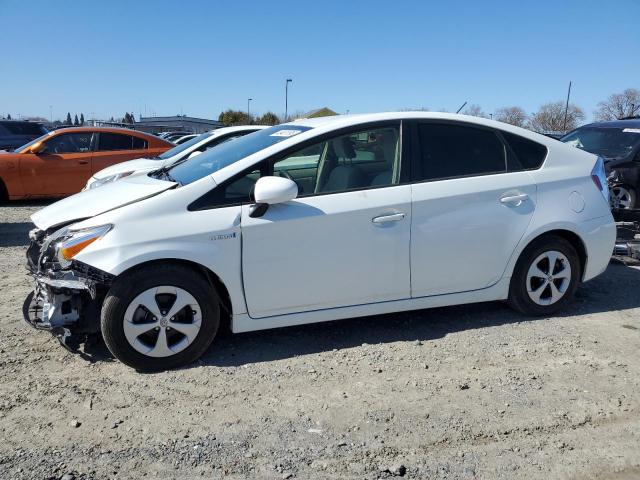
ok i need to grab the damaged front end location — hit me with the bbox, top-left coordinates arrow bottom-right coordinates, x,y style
24,224 -> 114,350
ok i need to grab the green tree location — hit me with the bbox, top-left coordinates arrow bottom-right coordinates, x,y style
65,112 -> 72,125
73,114 -> 79,126
122,112 -> 134,124
218,109 -> 253,126
80,113 -> 85,125
6,114 -> 11,120
256,112 -> 281,125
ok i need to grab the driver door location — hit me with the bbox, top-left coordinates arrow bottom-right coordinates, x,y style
20,132 -> 93,197
239,122 -> 412,319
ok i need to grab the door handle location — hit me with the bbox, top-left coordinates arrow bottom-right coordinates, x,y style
77,160 -> 89,165
372,213 -> 405,224
500,193 -> 529,206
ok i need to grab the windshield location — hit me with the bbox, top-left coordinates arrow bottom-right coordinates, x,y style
561,127 -> 640,159
15,131 -> 55,153
167,125 -> 312,185
157,131 -> 214,160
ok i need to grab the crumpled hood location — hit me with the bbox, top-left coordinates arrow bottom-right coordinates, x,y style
31,174 -> 176,230
93,157 -> 161,179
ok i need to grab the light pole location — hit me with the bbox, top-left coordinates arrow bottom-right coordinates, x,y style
247,98 -> 252,119
49,105 -> 52,123
285,78 -> 292,121
562,81 -> 572,133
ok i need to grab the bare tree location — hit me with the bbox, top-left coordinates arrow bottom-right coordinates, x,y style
593,88 -> 640,121
462,104 -> 487,118
528,101 -> 585,133
494,106 -> 528,127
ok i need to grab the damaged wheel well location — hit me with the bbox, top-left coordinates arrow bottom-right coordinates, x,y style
116,259 -> 233,332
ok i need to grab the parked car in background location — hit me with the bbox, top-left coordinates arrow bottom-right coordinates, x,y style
173,134 -> 198,145
85,125 -> 266,189
25,112 -> 615,370
0,127 -> 172,200
157,131 -> 187,139
0,120 -> 48,151
561,119 -> 640,209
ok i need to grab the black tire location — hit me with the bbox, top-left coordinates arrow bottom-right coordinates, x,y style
508,235 -> 581,316
0,179 -> 8,204
101,263 -> 220,371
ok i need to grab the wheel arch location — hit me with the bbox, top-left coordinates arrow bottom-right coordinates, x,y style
510,227 -> 588,281
114,258 -> 233,332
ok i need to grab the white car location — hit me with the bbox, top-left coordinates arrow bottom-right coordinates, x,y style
85,125 -> 266,189
25,112 -> 615,371
173,134 -> 199,145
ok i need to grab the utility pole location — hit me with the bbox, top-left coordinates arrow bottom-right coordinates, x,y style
247,98 -> 252,119
285,78 -> 292,121
563,81 -> 572,132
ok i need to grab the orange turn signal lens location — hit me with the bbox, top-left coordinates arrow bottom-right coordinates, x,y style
60,236 -> 99,260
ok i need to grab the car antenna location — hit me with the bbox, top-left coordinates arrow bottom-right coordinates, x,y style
456,102 -> 467,114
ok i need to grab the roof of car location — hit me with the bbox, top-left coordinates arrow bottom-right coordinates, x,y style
50,126 -> 154,136
581,118 -> 640,129
48,126 -> 172,143
286,112 -> 556,144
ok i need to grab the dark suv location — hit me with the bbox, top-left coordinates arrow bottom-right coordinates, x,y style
561,119 -> 640,210
0,120 -> 49,151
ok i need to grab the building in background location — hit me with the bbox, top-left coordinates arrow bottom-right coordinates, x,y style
134,115 -> 222,134
87,115 -> 223,134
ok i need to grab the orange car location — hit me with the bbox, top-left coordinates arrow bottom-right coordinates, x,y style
0,127 -> 173,201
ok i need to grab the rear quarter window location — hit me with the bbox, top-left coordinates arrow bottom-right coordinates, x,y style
132,136 -> 148,149
502,132 -> 547,171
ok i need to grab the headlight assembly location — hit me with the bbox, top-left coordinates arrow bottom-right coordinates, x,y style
55,224 -> 112,265
88,171 -> 134,189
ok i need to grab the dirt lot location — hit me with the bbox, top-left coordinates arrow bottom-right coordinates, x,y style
1,202 -> 639,480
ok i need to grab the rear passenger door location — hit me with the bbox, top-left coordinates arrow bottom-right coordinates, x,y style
410,122 -> 541,297
91,132 -> 148,174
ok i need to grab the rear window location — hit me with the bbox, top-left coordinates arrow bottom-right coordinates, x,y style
502,132 -> 547,170
0,121 -> 47,136
99,133 -> 146,151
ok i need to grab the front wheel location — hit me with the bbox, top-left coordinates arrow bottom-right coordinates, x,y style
101,264 -> 220,371
508,235 -> 581,316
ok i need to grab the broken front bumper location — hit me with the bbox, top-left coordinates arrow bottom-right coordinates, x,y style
23,229 -> 114,347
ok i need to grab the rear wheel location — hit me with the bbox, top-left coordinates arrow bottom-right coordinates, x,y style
508,235 -> 581,316
101,264 -> 220,371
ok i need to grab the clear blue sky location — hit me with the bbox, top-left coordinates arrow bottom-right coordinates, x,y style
2,0 -> 638,122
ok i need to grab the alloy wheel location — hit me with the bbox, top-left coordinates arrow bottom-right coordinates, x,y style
123,286 -> 202,358
609,186 -> 633,209
526,250 -> 572,306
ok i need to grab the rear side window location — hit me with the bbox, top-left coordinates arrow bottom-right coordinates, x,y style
131,136 -> 148,149
99,133 -> 140,151
502,132 -> 547,170
415,123 -> 506,181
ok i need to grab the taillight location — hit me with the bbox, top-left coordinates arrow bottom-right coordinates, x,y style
591,156 -> 609,203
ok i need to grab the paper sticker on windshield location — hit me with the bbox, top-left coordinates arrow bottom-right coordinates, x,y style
623,128 -> 640,134
270,129 -> 303,137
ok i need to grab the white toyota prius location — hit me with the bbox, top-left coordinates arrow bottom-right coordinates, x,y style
25,112 -> 616,371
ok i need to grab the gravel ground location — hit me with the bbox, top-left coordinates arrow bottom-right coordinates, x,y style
1,202 -> 639,480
